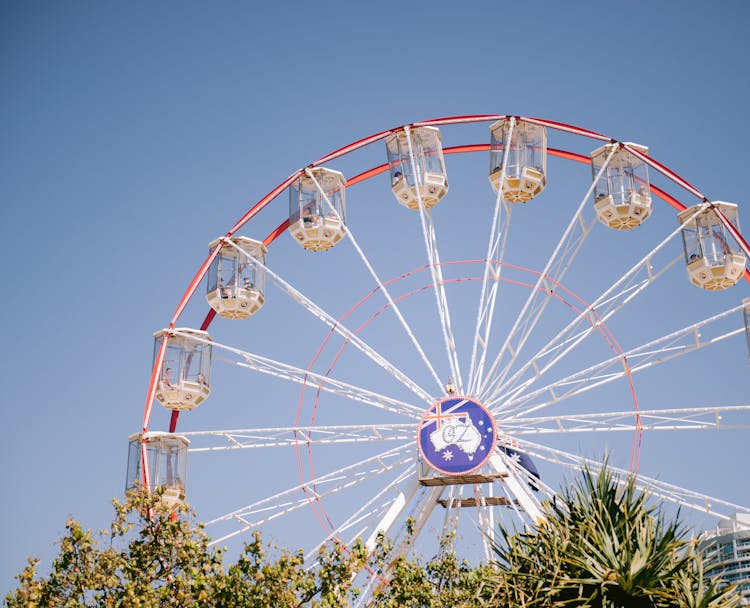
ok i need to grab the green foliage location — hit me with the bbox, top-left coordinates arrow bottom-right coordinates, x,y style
4,489 -> 367,608
4,490 -> 493,607
6,467 -> 743,607
485,465 -> 741,608
213,532 -> 367,607
366,533 -> 496,607
6,489 -> 224,607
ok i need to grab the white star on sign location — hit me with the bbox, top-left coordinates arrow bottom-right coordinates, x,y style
443,449 -> 453,461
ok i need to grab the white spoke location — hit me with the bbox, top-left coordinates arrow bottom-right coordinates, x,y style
491,449 -> 558,530
406,126 -> 463,391
222,238 -> 434,403
485,205 -> 709,405
496,484 -> 525,529
492,305 -> 744,416
500,405 -> 750,435
207,442 -> 414,546
305,169 -> 445,393
479,145 -> 619,398
184,423 -> 415,452
173,330 -> 423,419
303,466 -> 417,562
520,439 -> 750,520
468,117 -> 515,395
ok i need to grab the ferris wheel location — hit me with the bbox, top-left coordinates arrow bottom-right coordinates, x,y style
127,114 -> 750,589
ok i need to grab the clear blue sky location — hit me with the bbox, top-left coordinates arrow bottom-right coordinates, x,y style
2,0 -> 750,595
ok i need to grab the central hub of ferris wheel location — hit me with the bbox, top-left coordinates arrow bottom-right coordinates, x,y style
417,397 -> 543,518
417,397 -> 497,480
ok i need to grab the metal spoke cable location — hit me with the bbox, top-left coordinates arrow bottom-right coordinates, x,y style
499,405 -> 750,435
222,238 -> 434,404
468,117 -> 515,395
486,204 -> 709,408
493,304 -> 744,417
478,145 -> 619,400
206,442 -> 414,545
405,126 -> 464,392
519,439 -> 750,519
489,257 -> 680,410
173,329 -> 423,419
305,168 -> 444,393
183,423 -> 417,452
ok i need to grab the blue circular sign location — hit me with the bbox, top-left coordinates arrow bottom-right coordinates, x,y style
417,397 -> 496,476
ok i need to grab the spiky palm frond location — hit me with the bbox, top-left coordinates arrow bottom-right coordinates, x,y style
487,465 -> 742,608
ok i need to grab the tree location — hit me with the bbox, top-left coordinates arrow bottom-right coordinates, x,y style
6,488 -> 488,607
5,488 -> 366,608
485,465 -> 741,608
366,532 -> 495,607
7,468 -> 741,607
6,490 -> 222,607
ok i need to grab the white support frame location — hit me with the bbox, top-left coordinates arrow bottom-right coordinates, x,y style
501,405 -> 750,435
488,452 -> 544,524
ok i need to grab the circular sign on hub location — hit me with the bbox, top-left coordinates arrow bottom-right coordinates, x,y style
417,397 -> 496,476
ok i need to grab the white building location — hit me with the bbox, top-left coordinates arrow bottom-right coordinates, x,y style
700,513 -> 750,605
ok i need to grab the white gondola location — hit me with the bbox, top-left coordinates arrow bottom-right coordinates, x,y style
489,118 -> 547,202
386,127 -> 448,210
679,202 -> 746,290
591,143 -> 652,230
206,236 -> 266,319
126,432 -> 189,508
153,328 -> 211,410
288,168 -> 346,251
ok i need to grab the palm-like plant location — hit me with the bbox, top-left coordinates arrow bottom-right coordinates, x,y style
486,465 -> 740,608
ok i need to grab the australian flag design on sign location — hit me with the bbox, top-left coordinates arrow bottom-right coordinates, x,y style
418,398 -> 496,476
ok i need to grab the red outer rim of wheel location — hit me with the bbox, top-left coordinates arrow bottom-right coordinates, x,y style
140,114 -> 750,438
